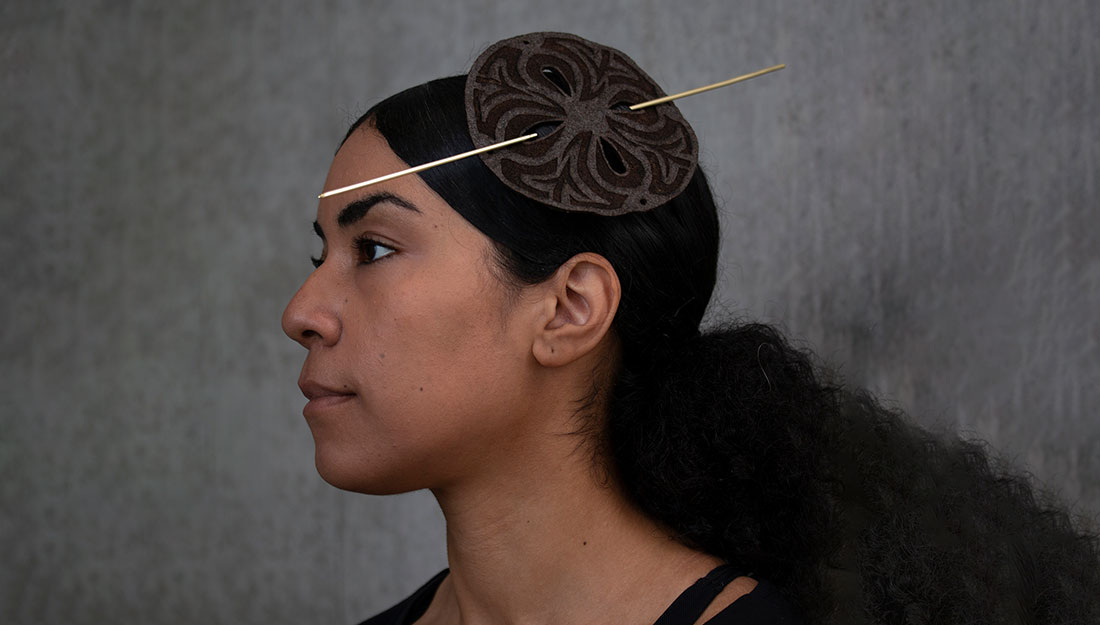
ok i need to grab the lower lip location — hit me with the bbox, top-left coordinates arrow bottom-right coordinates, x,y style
303,394 -> 356,418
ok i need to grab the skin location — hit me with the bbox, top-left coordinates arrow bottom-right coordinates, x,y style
282,126 -> 755,625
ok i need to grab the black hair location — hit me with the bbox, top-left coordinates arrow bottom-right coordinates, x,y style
347,76 -> 1100,624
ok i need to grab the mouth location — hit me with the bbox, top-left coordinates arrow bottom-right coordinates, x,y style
298,379 -> 356,417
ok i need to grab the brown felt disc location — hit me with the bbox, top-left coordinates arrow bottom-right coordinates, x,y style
465,32 -> 699,216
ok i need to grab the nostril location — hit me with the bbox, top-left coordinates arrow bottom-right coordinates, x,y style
288,321 -> 338,349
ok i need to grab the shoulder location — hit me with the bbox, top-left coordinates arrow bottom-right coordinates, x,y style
357,570 -> 449,625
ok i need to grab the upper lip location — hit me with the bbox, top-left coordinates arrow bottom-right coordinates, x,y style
298,379 -> 355,401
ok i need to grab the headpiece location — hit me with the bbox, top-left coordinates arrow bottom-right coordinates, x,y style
465,32 -> 696,216
320,32 -> 783,215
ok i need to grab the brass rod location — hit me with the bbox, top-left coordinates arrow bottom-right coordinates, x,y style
629,64 -> 786,111
318,133 -> 539,199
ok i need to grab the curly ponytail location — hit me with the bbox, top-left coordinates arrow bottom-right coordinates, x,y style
610,320 -> 1100,624
824,387 -> 1100,624
359,75 -> 1100,624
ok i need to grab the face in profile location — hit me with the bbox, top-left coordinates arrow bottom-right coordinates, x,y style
281,126 -> 547,495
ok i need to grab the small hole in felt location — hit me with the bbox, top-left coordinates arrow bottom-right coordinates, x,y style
610,102 -> 632,111
640,198 -> 648,205
524,120 -> 562,139
541,66 -> 572,96
600,138 -> 627,175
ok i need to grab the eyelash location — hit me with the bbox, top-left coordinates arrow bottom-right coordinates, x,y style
353,235 -> 397,265
310,236 -> 396,268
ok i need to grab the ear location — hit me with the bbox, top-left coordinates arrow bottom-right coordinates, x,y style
532,253 -> 621,367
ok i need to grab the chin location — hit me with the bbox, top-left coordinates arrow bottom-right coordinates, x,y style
313,448 -> 427,496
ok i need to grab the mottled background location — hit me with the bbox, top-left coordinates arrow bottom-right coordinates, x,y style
1,1 -> 1097,623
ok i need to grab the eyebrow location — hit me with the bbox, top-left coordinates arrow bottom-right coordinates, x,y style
312,192 -> 421,239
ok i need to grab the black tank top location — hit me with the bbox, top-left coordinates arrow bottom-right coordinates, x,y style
358,565 -> 804,625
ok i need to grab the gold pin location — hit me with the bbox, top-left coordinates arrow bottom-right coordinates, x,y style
319,64 -> 785,199
319,133 -> 538,199
628,64 -> 785,110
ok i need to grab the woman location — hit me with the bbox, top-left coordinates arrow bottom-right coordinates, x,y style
282,33 -> 1100,624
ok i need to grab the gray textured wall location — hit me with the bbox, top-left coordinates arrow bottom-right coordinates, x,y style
2,1 -> 1097,623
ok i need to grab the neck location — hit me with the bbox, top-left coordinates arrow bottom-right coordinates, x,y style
424,427 -> 720,625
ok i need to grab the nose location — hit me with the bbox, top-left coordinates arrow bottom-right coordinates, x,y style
282,269 -> 341,349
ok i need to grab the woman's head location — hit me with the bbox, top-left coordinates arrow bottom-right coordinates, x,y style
282,72 -> 724,493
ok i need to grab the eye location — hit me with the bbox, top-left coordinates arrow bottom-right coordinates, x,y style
310,255 -> 324,268
354,235 -> 397,265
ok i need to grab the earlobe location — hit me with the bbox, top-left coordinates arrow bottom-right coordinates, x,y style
533,254 -> 620,367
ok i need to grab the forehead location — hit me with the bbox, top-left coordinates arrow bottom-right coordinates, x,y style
316,126 -> 449,226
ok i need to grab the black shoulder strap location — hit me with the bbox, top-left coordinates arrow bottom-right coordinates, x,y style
651,564 -> 748,625
357,569 -> 449,625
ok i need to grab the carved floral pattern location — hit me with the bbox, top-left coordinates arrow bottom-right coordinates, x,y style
466,32 -> 698,216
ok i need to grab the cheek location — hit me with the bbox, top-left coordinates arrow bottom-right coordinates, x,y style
321,277 -> 529,493
354,266 -> 526,421
401,284 -> 515,393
